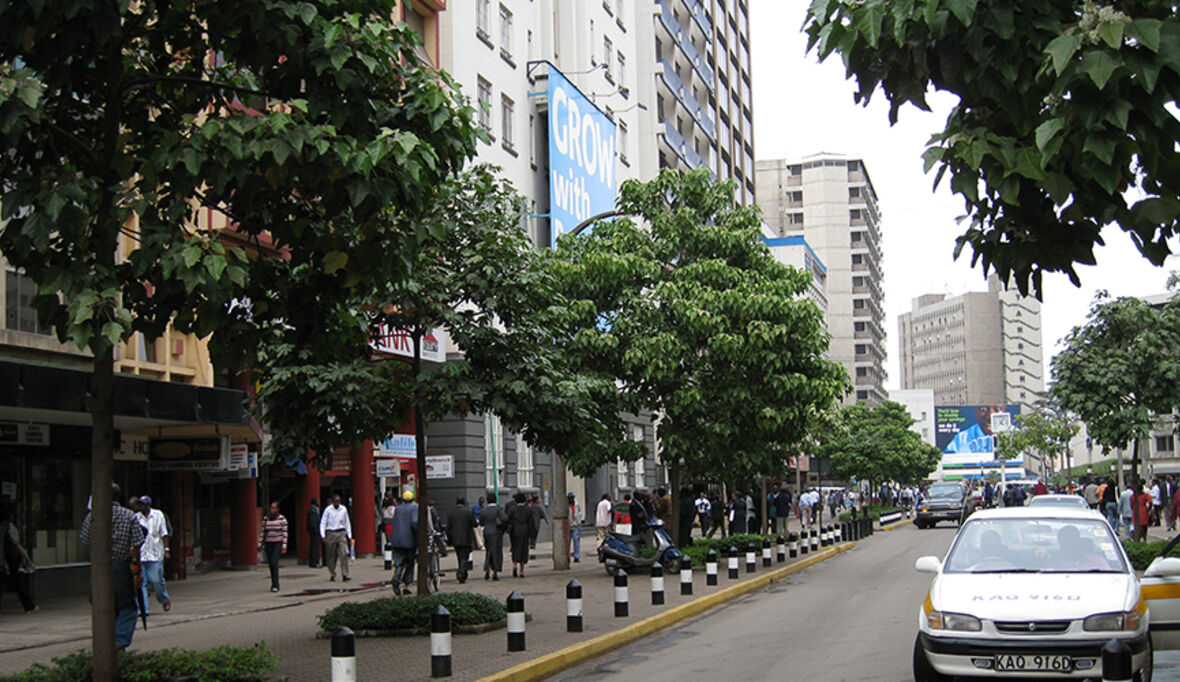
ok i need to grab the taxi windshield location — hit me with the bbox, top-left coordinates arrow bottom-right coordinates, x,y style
943,517 -> 1126,574
927,484 -> 962,500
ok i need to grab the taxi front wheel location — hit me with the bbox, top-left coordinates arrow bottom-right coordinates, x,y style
912,635 -> 951,682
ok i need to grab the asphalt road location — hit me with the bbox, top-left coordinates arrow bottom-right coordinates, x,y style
556,523 -> 1180,682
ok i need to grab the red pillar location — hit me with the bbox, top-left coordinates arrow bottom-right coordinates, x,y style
298,457 -> 321,563
230,477 -> 258,568
351,440 -> 376,556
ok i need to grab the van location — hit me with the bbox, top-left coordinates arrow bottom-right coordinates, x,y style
915,481 -> 975,528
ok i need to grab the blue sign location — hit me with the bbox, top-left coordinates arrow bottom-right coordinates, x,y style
548,67 -> 616,245
379,434 -> 417,458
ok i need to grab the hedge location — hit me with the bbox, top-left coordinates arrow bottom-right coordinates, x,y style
0,643 -> 275,682
1122,539 -> 1180,570
318,592 -> 506,633
681,534 -> 772,566
837,504 -> 895,523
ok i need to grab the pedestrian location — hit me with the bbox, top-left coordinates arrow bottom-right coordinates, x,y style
1170,485 -> 1180,535
1151,478 -> 1163,527
0,501 -> 36,615
567,492 -> 583,562
135,496 -> 171,611
1133,482 -> 1152,542
799,489 -> 812,528
306,497 -> 322,568
772,486 -> 791,533
389,490 -> 418,595
509,492 -> 536,577
653,487 -> 670,524
259,502 -> 288,592
1167,476 -> 1179,531
1084,478 -> 1099,509
528,494 -> 548,550
677,486 -> 695,547
480,493 -> 508,580
729,492 -> 747,535
80,484 -> 145,651
1102,477 -> 1119,529
695,491 -> 713,537
472,496 -> 486,551
319,494 -> 353,582
595,493 -> 613,544
446,497 -> 475,584
631,491 -> 652,537
380,492 -> 396,547
1118,484 -> 1133,537
1033,478 -> 1049,496
710,492 -> 724,537
745,492 -> 757,534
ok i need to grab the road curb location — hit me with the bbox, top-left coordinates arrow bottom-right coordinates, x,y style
476,542 -> 854,682
883,518 -> 914,531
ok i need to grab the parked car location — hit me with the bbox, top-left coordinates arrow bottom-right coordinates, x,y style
1027,494 -> 1093,511
916,481 -> 975,529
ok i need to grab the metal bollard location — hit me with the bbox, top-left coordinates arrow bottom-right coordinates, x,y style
745,543 -> 756,573
614,570 -> 629,617
431,605 -> 452,678
762,538 -> 772,567
789,532 -> 798,558
775,535 -> 786,562
1102,638 -> 1132,681
727,546 -> 739,579
651,562 -> 665,605
680,556 -> 693,595
566,580 -> 583,633
384,541 -> 393,571
331,627 -> 356,682
706,549 -> 718,586
507,591 -> 525,652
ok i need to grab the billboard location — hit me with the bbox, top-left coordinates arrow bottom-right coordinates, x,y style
935,404 -> 1022,478
548,67 -> 616,245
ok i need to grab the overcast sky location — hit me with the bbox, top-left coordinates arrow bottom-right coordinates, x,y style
750,1 -> 1180,391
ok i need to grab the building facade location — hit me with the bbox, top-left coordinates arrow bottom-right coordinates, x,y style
754,155 -> 887,404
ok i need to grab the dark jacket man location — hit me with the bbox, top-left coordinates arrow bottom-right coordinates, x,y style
306,498 -> 321,568
446,498 -> 476,583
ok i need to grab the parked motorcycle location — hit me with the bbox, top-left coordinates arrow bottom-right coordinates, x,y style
597,518 -> 683,576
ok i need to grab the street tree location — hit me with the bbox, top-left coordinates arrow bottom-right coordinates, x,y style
824,401 -> 942,497
998,399 -> 1080,485
804,1 -> 1180,296
1051,292 -> 1180,486
0,3 -> 478,674
551,169 -> 849,542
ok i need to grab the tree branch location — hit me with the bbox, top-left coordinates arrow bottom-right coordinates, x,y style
122,74 -> 267,99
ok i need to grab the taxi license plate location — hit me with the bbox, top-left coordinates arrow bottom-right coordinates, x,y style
994,654 -> 1072,672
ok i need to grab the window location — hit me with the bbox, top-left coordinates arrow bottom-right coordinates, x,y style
853,299 -> 866,309
603,36 -> 614,81
1156,436 -> 1175,453
617,52 -> 626,91
528,114 -> 536,165
856,390 -> 868,400
499,4 -> 513,56
855,344 -> 866,354
856,367 -> 867,377
485,413 -> 505,489
854,322 -> 865,331
633,425 -> 645,485
500,95 -> 515,150
852,254 -> 863,264
788,213 -> 804,225
476,0 -> 491,39
517,435 -> 534,488
5,269 -> 51,334
617,458 -> 628,488
477,77 -> 492,134
618,121 -> 629,164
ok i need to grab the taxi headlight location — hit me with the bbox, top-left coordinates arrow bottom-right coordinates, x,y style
1083,611 -> 1141,632
928,611 -> 982,632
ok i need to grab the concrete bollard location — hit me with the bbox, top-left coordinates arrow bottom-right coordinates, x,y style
762,538 -> 772,567
727,546 -> 739,579
507,591 -> 525,652
825,525 -> 833,546
614,570 -> 629,617
566,580 -> 583,633
1102,638 -> 1132,681
836,523 -> 843,542
745,543 -> 756,573
651,562 -> 665,605
331,627 -> 356,682
706,549 -> 719,586
810,529 -> 819,552
431,605 -> 452,678
820,526 -> 828,547
789,532 -> 799,558
776,535 -> 786,562
680,556 -> 693,595
799,530 -> 808,555
384,541 -> 393,571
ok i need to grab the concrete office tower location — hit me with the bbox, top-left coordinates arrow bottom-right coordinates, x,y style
636,0 -> 756,206
898,276 -> 1044,412
754,155 -> 887,404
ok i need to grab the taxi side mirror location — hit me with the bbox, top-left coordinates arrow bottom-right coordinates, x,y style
915,555 -> 941,574
1144,556 -> 1180,577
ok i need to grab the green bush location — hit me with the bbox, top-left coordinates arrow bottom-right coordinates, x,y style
318,592 -> 506,633
682,534 -> 771,566
1122,539 -> 1180,570
837,504 -> 897,522
0,643 -> 275,682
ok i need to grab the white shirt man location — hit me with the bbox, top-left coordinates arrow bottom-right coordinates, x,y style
319,496 -> 353,582
135,496 -> 171,613
595,495 -> 613,544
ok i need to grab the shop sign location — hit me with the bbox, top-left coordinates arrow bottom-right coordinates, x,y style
375,459 -> 400,477
0,422 -> 49,447
379,434 -> 417,458
425,455 -> 453,479
371,325 -> 447,363
115,434 -> 150,462
149,436 -> 229,471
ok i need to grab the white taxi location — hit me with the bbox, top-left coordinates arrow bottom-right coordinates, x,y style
913,507 -> 1180,680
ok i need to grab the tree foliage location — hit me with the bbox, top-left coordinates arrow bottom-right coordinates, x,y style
804,0 -> 1180,296
824,401 -> 942,485
996,398 -> 1080,476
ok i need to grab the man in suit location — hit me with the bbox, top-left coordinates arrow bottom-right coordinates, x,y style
306,498 -> 321,568
446,497 -> 475,583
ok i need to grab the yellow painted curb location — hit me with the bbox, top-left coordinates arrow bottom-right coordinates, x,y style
476,542 -> 854,682
883,518 -> 914,531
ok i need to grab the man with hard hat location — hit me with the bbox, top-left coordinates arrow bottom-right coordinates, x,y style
389,489 -> 419,595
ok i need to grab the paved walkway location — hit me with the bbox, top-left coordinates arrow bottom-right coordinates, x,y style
0,523 -> 865,681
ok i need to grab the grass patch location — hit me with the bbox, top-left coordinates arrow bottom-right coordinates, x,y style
318,592 -> 506,633
0,643 -> 275,682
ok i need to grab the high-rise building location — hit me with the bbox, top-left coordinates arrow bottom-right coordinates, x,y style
754,154 -> 887,404
898,276 -> 1044,412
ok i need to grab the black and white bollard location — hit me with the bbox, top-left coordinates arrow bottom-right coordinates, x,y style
431,605 -> 452,678
566,580 -> 583,633
507,591 -> 525,652
836,523 -> 843,542
762,538 -> 772,567
680,556 -> 693,595
330,627 -> 356,682
706,549 -> 718,586
384,541 -> 393,571
776,535 -> 786,563
727,546 -> 739,579
799,530 -> 808,555
1102,638 -> 1132,681
810,529 -> 819,552
823,526 -> 831,547
650,562 -> 665,605
614,570 -> 629,617
789,532 -> 799,558
745,543 -> 756,573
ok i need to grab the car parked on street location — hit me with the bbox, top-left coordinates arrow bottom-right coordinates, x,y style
916,481 -> 975,529
1027,494 -> 1093,511
913,507 -> 1180,681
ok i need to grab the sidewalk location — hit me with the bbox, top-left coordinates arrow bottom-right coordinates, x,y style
0,526 -> 868,681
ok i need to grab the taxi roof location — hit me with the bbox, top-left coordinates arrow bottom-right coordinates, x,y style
965,506 -> 1105,522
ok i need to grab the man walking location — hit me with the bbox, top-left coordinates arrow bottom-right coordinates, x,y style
773,486 -> 792,534
135,496 -> 171,614
390,490 -> 418,594
695,491 -> 712,538
80,484 -> 145,651
319,494 -> 352,582
567,492 -> 583,562
445,497 -> 474,584
595,493 -> 613,544
306,498 -> 321,568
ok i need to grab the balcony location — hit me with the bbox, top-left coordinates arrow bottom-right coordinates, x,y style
679,0 -> 713,36
660,120 -> 710,173
658,61 -> 716,140
658,3 -> 715,88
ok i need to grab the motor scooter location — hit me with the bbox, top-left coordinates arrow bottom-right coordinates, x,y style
597,518 -> 683,576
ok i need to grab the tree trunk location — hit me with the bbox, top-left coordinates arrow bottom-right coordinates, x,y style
759,477 -> 768,536
552,455 -> 569,570
1131,436 -> 1142,491
91,350 -> 117,681
413,332 -> 431,596
669,459 -> 681,546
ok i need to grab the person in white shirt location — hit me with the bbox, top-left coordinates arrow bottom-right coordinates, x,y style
1151,479 -> 1163,527
319,495 -> 353,582
595,493 -> 613,544
694,492 -> 712,536
135,495 -> 171,613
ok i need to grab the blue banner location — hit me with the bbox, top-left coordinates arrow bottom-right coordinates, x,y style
547,67 -> 616,245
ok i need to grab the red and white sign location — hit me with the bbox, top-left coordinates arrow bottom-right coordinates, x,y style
371,324 -> 447,363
